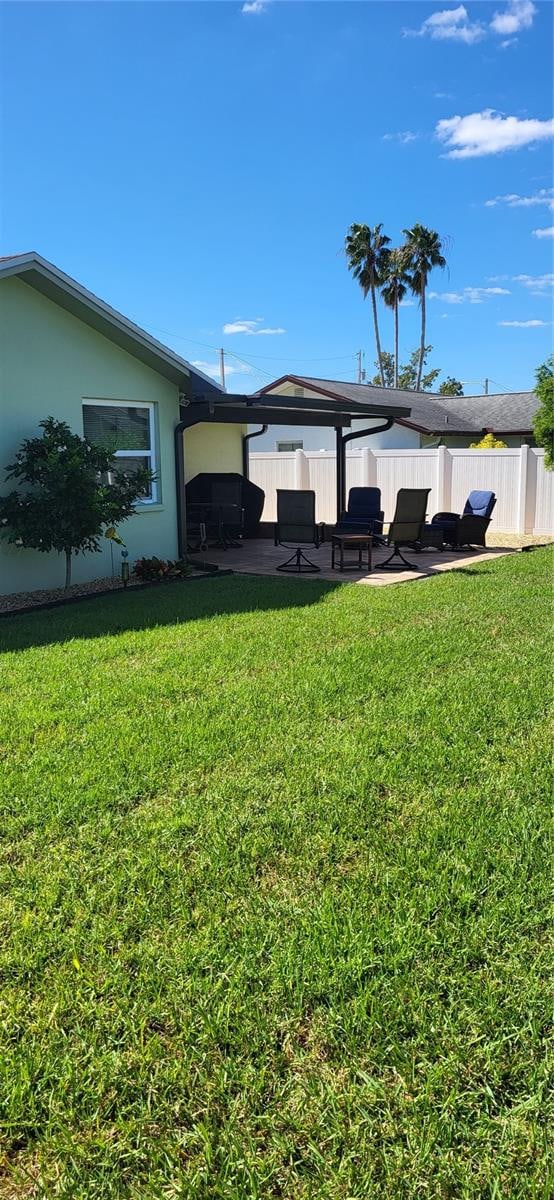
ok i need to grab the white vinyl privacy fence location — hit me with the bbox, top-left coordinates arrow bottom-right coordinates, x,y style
249,446 -> 554,534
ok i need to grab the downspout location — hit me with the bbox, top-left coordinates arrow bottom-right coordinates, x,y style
336,418 -> 394,520
242,425 -> 268,478
174,414 -> 189,561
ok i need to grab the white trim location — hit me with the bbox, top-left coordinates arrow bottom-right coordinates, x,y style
82,399 -> 158,505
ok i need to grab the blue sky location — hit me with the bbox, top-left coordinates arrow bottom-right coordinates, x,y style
2,0 -> 552,394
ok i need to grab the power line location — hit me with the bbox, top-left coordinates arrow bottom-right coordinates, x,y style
127,312 -> 358,365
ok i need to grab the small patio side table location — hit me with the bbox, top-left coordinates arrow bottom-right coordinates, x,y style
331,533 -> 372,572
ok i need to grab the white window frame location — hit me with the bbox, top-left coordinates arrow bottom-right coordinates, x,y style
82,399 -> 158,505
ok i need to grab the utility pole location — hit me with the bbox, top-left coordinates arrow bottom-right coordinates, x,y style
484,377 -> 489,395
219,348 -> 226,392
356,349 -> 366,384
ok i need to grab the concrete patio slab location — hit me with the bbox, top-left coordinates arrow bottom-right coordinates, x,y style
191,539 -> 515,587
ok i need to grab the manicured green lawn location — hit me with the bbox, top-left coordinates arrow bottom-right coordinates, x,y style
0,550 -> 552,1199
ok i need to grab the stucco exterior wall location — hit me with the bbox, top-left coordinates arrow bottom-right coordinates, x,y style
251,381 -> 421,451
184,422 -> 246,479
0,277 -> 182,593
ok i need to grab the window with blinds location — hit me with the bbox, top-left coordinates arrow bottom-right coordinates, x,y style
82,401 -> 157,502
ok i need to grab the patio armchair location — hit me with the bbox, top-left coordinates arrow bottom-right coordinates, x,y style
274,489 -> 322,573
429,490 -> 496,549
380,488 -> 431,570
335,487 -> 384,541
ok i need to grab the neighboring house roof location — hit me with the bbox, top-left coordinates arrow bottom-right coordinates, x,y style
0,252 -> 221,395
258,375 -> 537,435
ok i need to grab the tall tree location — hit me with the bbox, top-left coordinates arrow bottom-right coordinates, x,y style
345,223 -> 390,387
532,355 -> 554,468
370,346 -> 441,391
439,376 -> 464,396
402,225 -> 446,391
380,248 -> 411,388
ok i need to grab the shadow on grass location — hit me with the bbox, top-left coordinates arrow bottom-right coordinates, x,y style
0,573 -> 342,654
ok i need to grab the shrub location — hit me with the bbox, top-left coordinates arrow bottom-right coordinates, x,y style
469,432 -> 508,449
532,355 -> 554,469
0,418 -> 153,587
134,556 -> 189,581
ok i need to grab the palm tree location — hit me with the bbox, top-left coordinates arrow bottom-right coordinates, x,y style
380,249 -> 411,388
345,223 -> 391,387
402,225 -> 446,390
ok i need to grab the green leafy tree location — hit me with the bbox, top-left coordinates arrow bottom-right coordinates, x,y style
0,417 -> 153,587
402,224 -> 447,390
380,248 -> 412,388
371,345 -> 441,391
345,223 -> 391,387
532,355 -> 554,468
439,376 -> 464,396
470,432 -> 507,449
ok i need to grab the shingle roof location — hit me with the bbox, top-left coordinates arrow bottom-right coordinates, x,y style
261,376 -> 537,434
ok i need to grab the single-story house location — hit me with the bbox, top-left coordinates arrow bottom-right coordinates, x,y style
1,256 -> 415,595
251,375 -> 538,452
0,252 -> 241,595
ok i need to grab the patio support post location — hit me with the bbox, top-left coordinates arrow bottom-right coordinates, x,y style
335,426 -> 344,523
339,419 -> 393,520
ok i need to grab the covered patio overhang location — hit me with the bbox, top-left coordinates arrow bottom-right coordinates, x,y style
175,391 -> 411,559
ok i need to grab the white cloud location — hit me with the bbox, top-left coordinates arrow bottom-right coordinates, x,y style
490,0 -> 536,36
513,273 -> 554,293
403,4 -> 485,43
436,109 -> 554,158
429,286 -> 511,303
429,290 -> 465,304
498,319 -> 549,327
223,317 -> 286,335
241,0 -> 269,12
532,226 -> 554,239
191,359 -> 253,380
382,131 -> 419,144
399,298 -> 416,307
485,188 -> 554,209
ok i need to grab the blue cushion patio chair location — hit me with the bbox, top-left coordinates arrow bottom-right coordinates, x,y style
430,489 -> 496,549
335,487 -> 385,541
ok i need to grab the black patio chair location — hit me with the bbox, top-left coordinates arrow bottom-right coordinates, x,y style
429,490 -> 497,549
335,487 -> 385,542
274,489 -> 322,573
380,488 -> 431,570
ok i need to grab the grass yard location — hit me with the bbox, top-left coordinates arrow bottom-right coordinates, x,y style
0,549 -> 552,1199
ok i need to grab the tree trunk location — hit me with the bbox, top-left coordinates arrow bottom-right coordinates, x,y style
65,549 -> 72,589
371,281 -> 385,387
394,295 -> 399,389
416,277 -> 426,391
